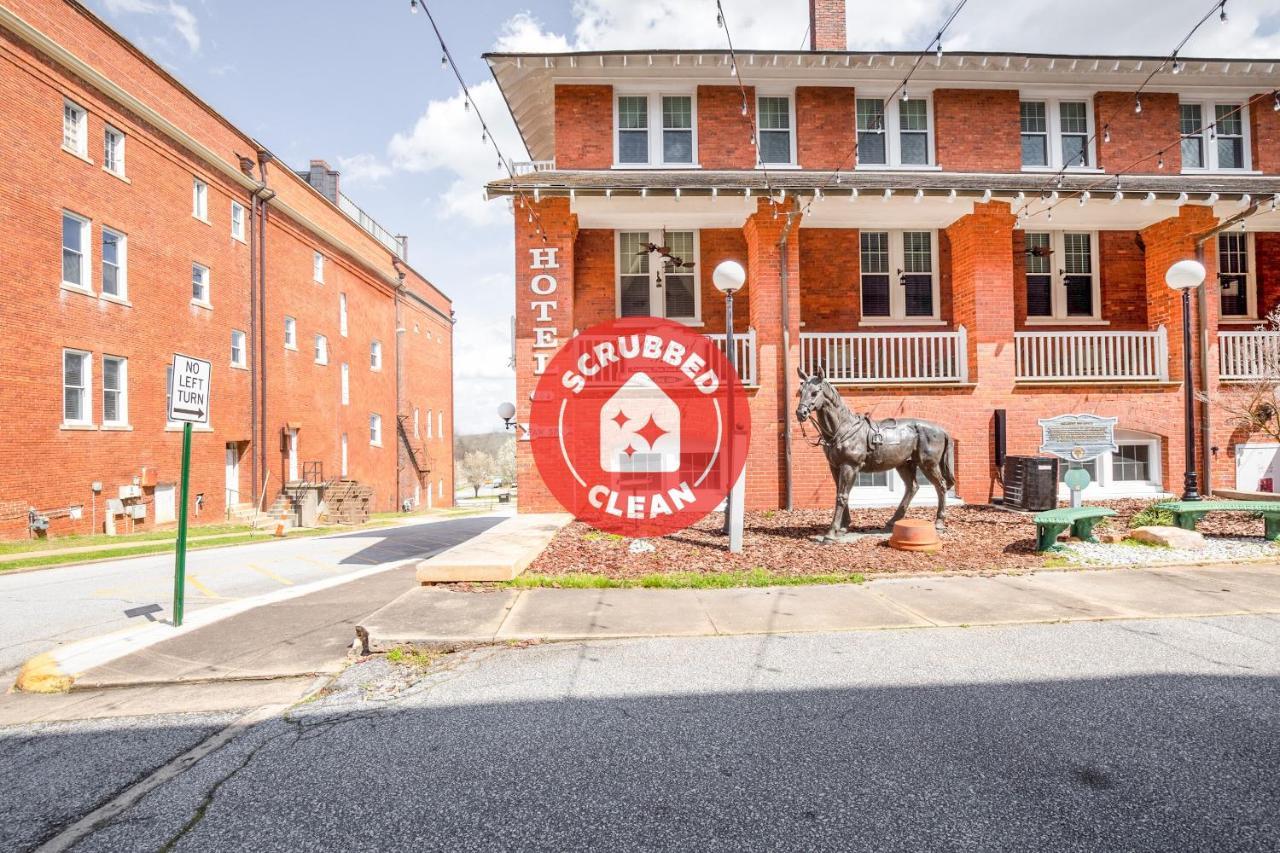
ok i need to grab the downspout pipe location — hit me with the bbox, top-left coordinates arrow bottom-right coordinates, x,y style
256,150 -> 274,495
248,183 -> 258,501
393,261 -> 406,512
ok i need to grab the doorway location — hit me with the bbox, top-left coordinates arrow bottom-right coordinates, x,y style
287,429 -> 299,483
155,483 -> 176,524
225,443 -> 241,507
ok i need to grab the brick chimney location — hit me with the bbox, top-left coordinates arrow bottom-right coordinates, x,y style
809,0 -> 846,51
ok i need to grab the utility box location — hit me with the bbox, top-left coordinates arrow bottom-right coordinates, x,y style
1002,456 -> 1059,512
118,484 -> 141,500
106,498 -> 125,515
139,467 -> 158,487
128,504 -> 146,520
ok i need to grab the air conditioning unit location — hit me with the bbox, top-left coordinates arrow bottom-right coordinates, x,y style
118,484 -> 142,500
128,504 -> 147,520
1002,456 -> 1059,512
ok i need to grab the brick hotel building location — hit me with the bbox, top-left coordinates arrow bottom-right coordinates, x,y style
491,0 -> 1280,514
0,1 -> 454,538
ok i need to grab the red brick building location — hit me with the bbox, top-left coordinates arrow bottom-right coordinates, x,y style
0,1 -> 454,538
489,0 -> 1280,514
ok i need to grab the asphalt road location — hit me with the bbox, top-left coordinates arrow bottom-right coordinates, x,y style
0,514 -> 502,677
9,614 -> 1279,852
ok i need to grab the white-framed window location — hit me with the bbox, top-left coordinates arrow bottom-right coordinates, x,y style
230,201 -> 246,242
616,230 -> 700,323
315,334 -> 329,365
340,433 -> 349,477
339,293 -> 348,337
192,177 -> 208,221
413,407 -> 420,437
1058,430 -> 1163,499
101,355 -> 127,426
101,227 -> 125,300
426,408 -> 433,439
856,95 -> 934,168
1020,98 -> 1096,171
1181,100 -> 1250,171
614,92 -> 697,166
1023,231 -> 1100,322
438,410 -> 443,438
438,479 -> 443,498
61,211 -> 91,291
1218,232 -> 1256,319
313,251 -> 325,283
103,125 -> 125,175
230,329 -> 247,368
191,262 -> 210,306
62,100 -> 87,157
340,362 -> 350,405
370,339 -> 383,371
369,413 -> 382,447
757,94 -> 795,166
63,349 -> 92,426
858,230 -> 940,323
284,316 -> 297,349
849,467 -> 955,507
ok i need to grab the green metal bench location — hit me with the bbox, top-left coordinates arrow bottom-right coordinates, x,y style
1154,500 -> 1280,541
1033,506 -> 1118,552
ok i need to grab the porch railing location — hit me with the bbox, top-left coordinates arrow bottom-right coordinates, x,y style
1014,327 -> 1168,382
799,328 -> 969,384
707,329 -> 757,387
1220,330 -> 1280,381
512,160 -> 557,175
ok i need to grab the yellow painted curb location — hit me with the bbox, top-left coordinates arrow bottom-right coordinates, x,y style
15,652 -> 74,693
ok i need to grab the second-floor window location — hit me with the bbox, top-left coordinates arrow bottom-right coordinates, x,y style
284,316 -> 297,349
192,178 -> 208,220
339,293 -> 348,336
615,94 -> 695,166
231,202 -> 245,241
103,126 -> 125,175
856,97 -> 933,168
370,340 -> 383,370
859,231 -> 939,322
63,349 -> 91,425
370,413 -> 382,447
102,355 -> 127,426
101,228 -> 125,299
1181,101 -> 1249,171
1020,99 -> 1093,170
1218,232 -> 1255,318
617,230 -> 699,323
191,263 -> 210,306
62,211 -> 90,291
1023,231 -> 1099,321
313,251 -> 325,283
231,330 -> 247,368
63,100 -> 87,157
757,95 -> 794,165
315,334 -> 329,365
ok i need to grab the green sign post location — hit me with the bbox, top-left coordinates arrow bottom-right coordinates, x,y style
168,353 -> 211,628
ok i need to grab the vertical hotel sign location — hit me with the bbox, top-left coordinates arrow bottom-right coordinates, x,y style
528,246 -> 560,375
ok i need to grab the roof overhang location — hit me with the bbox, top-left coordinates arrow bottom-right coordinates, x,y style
486,49 -> 1280,162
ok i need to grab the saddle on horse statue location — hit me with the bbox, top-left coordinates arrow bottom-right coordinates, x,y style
862,414 -> 898,448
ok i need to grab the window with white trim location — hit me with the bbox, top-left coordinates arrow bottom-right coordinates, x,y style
231,202 -> 245,241
615,93 -> 696,166
191,263 -> 210,306
314,334 -> 329,365
103,126 -> 125,175
413,407 -> 420,437
192,178 -> 208,220
340,433 -> 348,477
62,100 -> 87,157
438,410 -> 444,438
856,96 -> 933,168
370,413 -> 382,447
1023,231 -> 1099,321
858,230 -> 939,322
63,349 -> 91,425
101,227 -> 125,299
617,230 -> 700,322
426,408 -> 433,439
339,293 -> 348,337
757,95 -> 794,165
284,316 -> 297,349
1058,430 -> 1163,498
313,251 -> 325,283
1020,98 -> 1095,170
1218,232 -> 1256,318
370,339 -> 383,371
1180,100 -> 1250,171
340,362 -> 349,405
230,330 -> 247,368
102,355 -> 127,426
62,211 -> 91,291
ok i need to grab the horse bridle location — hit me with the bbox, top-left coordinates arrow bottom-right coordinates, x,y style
798,381 -> 866,449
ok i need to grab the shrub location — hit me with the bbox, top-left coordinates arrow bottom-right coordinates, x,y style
1128,503 -> 1175,529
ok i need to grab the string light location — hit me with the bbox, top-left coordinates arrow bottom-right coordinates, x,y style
441,54 -> 447,68
1103,125 -> 1111,143
1158,151 -> 1165,169
409,0 -> 418,12
1220,0 -> 1228,22
716,10 -> 723,28
936,40 -> 943,61
1273,91 -> 1280,111
901,87 -> 910,102
1134,96 -> 1142,114
1171,55 -> 1182,74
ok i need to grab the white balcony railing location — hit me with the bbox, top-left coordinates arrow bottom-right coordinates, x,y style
799,328 -> 969,384
1220,330 -> 1280,381
707,329 -> 757,387
512,160 -> 557,175
1015,327 -> 1168,382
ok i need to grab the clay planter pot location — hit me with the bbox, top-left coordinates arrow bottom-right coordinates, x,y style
889,519 -> 942,553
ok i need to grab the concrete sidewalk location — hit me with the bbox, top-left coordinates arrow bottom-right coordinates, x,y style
362,563 -> 1280,647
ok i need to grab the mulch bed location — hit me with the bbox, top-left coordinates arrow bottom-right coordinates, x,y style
526,500 -> 1274,578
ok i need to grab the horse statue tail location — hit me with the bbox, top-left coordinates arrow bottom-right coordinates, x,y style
941,432 -> 956,489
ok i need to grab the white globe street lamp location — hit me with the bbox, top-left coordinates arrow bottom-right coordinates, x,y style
1166,259 -> 1207,501
497,401 -> 517,431
712,260 -> 747,553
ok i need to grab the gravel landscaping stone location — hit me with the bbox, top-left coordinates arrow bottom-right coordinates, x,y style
1061,536 -> 1280,566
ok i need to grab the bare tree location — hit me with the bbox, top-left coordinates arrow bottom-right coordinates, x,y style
458,450 -> 498,498
497,440 -> 516,486
1208,306 -> 1280,442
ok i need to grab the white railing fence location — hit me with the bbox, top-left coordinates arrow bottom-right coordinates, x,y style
1014,327 -> 1168,382
1220,330 -> 1280,381
799,328 -> 969,384
707,329 -> 757,387
512,160 -> 557,175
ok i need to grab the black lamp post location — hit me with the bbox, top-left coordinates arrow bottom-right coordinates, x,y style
1165,259 -> 1207,502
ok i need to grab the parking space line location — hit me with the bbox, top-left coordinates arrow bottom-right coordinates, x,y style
246,563 -> 295,586
187,574 -> 236,601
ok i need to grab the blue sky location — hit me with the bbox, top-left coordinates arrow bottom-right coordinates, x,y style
86,0 -> 1280,433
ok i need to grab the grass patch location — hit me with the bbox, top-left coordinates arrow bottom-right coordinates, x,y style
505,568 -> 866,590
1042,555 -> 1073,568
581,531 -> 624,543
1128,503 -> 1176,529
1118,537 -> 1171,549
386,647 -> 434,668
0,522 -> 252,557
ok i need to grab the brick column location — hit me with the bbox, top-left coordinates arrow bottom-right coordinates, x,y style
945,201 -> 1017,502
1140,204 -> 1219,493
743,198 -> 801,509
514,196 -> 578,513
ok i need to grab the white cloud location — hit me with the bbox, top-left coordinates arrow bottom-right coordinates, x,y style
101,0 -> 201,53
494,12 -> 572,53
335,153 -> 392,188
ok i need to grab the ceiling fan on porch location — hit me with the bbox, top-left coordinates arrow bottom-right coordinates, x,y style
635,230 -> 695,285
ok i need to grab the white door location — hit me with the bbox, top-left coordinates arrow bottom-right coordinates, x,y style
155,483 -> 176,524
225,444 -> 240,506
288,429 -> 299,482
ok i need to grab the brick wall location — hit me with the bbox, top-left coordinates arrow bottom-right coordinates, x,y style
808,0 -> 847,51
555,85 -> 613,169
796,87 -> 856,170
934,89 -> 1021,172
1095,91 -> 1180,174
698,85 -> 757,170
1256,233 -> 1280,317
1252,96 -> 1280,175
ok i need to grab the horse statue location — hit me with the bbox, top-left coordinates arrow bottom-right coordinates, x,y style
795,366 -> 956,542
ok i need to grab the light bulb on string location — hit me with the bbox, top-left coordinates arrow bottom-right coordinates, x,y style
409,0 -> 418,12
1103,125 -> 1111,143
1220,1 -> 1228,22
716,11 -> 723,28
741,99 -> 748,116
1158,152 -> 1165,169
441,54 -> 448,69
1273,91 -> 1279,111
901,87 -> 909,102
464,100 -> 470,113
1134,96 -> 1142,114
935,40 -> 943,61
1171,57 -> 1182,74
